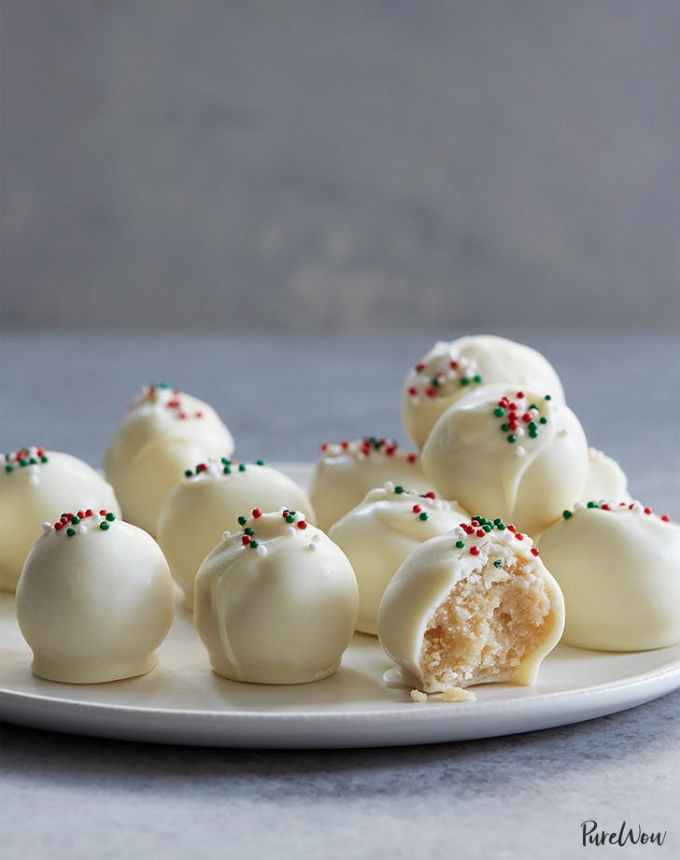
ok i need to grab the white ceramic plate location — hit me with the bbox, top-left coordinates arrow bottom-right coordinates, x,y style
1,463 -> 679,749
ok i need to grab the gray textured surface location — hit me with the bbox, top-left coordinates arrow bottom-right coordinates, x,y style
4,1 -> 680,332
0,331 -> 678,859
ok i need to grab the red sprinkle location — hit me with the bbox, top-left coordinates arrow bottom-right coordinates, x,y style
662,514 -> 671,522
449,360 -> 459,370
252,507 -> 263,519
416,362 -> 426,372
320,443 -> 329,452
99,509 -> 107,516
470,546 -> 480,556
54,521 -> 64,531
197,463 -> 207,473
515,532 -> 525,541
242,535 -> 251,546
85,509 -> 93,517
408,387 -> 417,396
423,491 -> 436,500
644,507 -> 653,515
412,504 -> 422,514
407,453 -> 417,464
530,547 -> 539,556
508,524 -> 516,532
516,391 -> 525,399
476,529 -> 485,538
297,520 -> 307,530
426,387 -> 437,398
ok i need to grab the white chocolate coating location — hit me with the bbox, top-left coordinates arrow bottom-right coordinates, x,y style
0,448 -> 121,593
580,447 -> 629,503
421,384 -> 588,536
158,459 -> 315,609
16,511 -> 175,683
378,520 -> 564,692
309,437 -> 429,532
330,484 -> 469,635
538,502 -> 680,651
402,335 -> 565,448
194,510 -> 358,684
105,384 -> 234,535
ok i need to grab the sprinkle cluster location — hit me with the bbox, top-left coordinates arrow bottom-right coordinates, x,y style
453,515 -> 540,559
492,392 -> 550,445
562,500 -> 671,523
184,457 -> 265,479
1,447 -> 49,475
387,482 -> 439,522
134,383 -> 205,422
320,437 -> 418,465
235,507 -> 309,556
43,508 -> 117,538
406,352 -> 483,402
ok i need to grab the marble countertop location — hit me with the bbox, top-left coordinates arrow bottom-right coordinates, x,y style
0,331 -> 678,859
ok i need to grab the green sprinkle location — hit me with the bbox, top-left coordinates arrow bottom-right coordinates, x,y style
529,404 -> 539,412
184,469 -> 193,478
244,527 -> 254,536
418,512 -> 429,521
250,540 -> 258,549
483,525 -> 492,532
19,460 -> 28,468
460,377 -> 470,386
473,374 -> 483,383
158,382 -> 170,389
493,559 -> 503,568
237,516 -> 247,526
66,527 -> 76,537
286,515 -> 295,523
500,423 -> 509,432
497,523 -> 506,530
562,510 -> 573,520
539,416 -> 548,425
29,458 -> 37,465
4,465 -> 13,474
256,459 -> 265,466
507,434 -> 517,444
238,463 -> 246,472
105,512 -> 115,522
586,501 -> 599,509
394,485 -> 404,494
221,457 -> 231,465
528,422 -> 537,432
455,540 -> 465,549
529,429 -> 538,439
100,521 -> 109,531
493,518 -> 503,525
544,394 -> 552,401
223,465 -> 231,475
494,407 -> 505,417
71,515 -> 80,525
431,377 -> 440,387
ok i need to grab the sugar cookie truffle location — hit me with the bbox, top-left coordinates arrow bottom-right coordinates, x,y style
579,447 -> 629,504
402,335 -> 565,448
158,458 -> 315,609
422,385 -> 588,536
330,483 -> 469,635
16,509 -> 175,683
378,515 -> 565,692
539,501 -> 680,651
0,447 -> 120,593
310,437 -> 429,532
195,509 -> 358,684
105,383 -> 234,535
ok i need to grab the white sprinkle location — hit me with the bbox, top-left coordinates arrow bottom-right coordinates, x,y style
256,544 -> 268,557
287,526 -> 296,537
306,542 -> 317,552
384,480 -> 395,492
515,446 -> 526,458
41,522 -> 52,533
78,524 -> 87,534
222,529 -> 232,540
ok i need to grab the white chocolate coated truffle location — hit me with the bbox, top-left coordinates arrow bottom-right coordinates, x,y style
378,517 -> 564,692
422,384 -> 588,536
402,335 -> 565,448
16,509 -> 175,683
330,483 -> 469,635
194,509 -> 358,684
579,447 -> 629,503
0,447 -> 120,593
310,437 -> 429,532
158,458 -> 315,609
105,384 -> 234,535
539,501 -> 680,651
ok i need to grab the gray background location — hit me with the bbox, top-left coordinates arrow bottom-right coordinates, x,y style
3,1 -> 680,332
